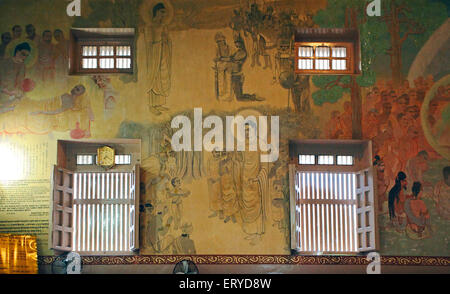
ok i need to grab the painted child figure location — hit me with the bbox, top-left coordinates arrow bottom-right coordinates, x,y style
167,177 -> 190,230
270,180 -> 286,231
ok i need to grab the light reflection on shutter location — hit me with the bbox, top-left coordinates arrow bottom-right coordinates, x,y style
73,171 -> 136,253
294,171 -> 358,253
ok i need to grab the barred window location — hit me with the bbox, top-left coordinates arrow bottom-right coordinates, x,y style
76,154 -> 132,166
70,28 -> 135,75
295,42 -> 354,74
289,140 -> 377,254
51,139 -> 141,256
294,28 -> 361,75
51,167 -> 139,255
298,155 -> 354,166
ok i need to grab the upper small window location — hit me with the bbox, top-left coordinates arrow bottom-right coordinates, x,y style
296,43 -> 352,73
76,154 -> 132,166
76,154 -> 94,165
294,28 -> 361,75
298,154 -> 354,166
318,155 -> 334,165
299,154 -> 315,165
289,140 -> 377,254
337,155 -> 353,166
115,154 -> 132,165
69,28 -> 135,75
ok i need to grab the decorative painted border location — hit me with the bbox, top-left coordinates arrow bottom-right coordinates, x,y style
38,255 -> 450,266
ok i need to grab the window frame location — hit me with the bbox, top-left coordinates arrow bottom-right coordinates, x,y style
317,154 -> 335,166
51,139 -> 141,256
295,42 -> 354,75
76,154 -> 95,165
71,167 -> 139,255
336,155 -> 354,166
69,29 -> 135,75
114,154 -> 132,165
50,165 -> 140,256
294,28 -> 361,76
290,168 -> 360,254
298,154 -> 316,165
76,154 -> 132,166
289,139 -> 378,255
298,154 -> 355,167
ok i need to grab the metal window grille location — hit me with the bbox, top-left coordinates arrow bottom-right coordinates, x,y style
81,45 -> 131,70
72,171 -> 137,253
290,167 -> 376,254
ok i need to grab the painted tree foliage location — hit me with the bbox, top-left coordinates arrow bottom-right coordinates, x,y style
381,0 -> 447,86
312,0 -> 385,139
311,0 -> 446,138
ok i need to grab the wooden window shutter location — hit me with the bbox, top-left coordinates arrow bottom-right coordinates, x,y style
355,167 -> 377,252
289,164 -> 299,250
129,164 -> 140,251
51,166 -> 75,252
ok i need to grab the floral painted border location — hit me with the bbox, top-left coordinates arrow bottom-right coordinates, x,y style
38,255 -> 449,266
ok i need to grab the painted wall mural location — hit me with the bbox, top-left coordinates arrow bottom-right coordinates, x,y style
119,106 -> 316,254
0,0 -> 448,257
